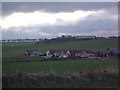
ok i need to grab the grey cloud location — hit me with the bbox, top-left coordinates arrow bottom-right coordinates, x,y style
2,2 -> 117,16
2,29 -> 49,39
2,2 -> 118,39
2,17 -> 117,39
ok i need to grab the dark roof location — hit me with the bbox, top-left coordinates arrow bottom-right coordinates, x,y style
48,49 -> 94,54
25,50 -> 41,54
61,50 -> 68,53
96,48 -> 120,54
109,48 -> 120,54
85,50 -> 95,53
69,50 -> 84,54
47,50 -> 61,54
69,49 -> 94,54
96,50 -> 109,54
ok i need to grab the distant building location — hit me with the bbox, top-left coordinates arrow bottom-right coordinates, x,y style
96,48 -> 120,58
46,50 -> 68,58
25,50 -> 42,57
46,49 -> 95,58
76,35 -> 96,40
67,49 -> 95,58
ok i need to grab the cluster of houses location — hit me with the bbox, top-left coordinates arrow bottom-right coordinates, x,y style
24,48 -> 120,59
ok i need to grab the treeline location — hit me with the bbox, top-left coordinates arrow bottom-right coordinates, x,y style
1,35 -> 119,43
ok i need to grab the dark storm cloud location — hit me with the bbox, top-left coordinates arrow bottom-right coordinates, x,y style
2,2 -> 117,16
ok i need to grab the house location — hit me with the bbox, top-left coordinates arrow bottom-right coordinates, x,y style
46,50 -> 68,58
59,50 -> 68,58
25,50 -> 42,57
84,50 -> 95,57
67,50 -> 82,58
109,48 -> 120,57
96,48 -> 120,58
67,49 -> 95,58
96,50 -> 107,58
46,50 -> 61,58
46,49 -> 95,58
46,49 -> 77,58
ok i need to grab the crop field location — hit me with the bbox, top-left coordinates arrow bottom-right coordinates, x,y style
2,38 -> 119,88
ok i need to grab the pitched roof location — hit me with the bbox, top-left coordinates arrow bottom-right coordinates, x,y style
61,50 -> 68,53
68,49 -> 84,54
48,49 -> 94,54
85,50 -> 95,53
47,49 -> 61,54
109,48 -> 120,54
96,48 -> 112,54
26,50 -> 41,54
96,48 -> 120,54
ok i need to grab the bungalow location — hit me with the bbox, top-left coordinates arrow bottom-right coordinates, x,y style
59,50 -> 68,58
67,50 -> 82,58
67,50 -> 95,58
96,50 -> 109,58
25,50 -> 42,57
46,50 -> 68,58
84,50 -> 95,58
46,49 -> 95,58
96,48 -> 120,58
46,50 -> 61,58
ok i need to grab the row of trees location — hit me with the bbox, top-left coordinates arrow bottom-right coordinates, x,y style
2,39 -> 42,42
1,35 -> 119,43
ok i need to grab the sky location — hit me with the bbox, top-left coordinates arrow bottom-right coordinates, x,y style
1,2 -> 118,39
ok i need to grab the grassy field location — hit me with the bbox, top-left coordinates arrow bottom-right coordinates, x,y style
2,38 -> 118,58
2,38 -> 119,75
2,59 -> 118,76
2,38 -> 119,88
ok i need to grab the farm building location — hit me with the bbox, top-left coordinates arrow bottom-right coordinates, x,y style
96,48 -> 120,58
76,36 -> 96,40
25,50 -> 42,57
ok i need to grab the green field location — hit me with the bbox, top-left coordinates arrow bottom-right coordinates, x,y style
2,38 -> 118,75
3,59 -> 118,76
2,38 -> 119,88
2,38 -> 118,58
